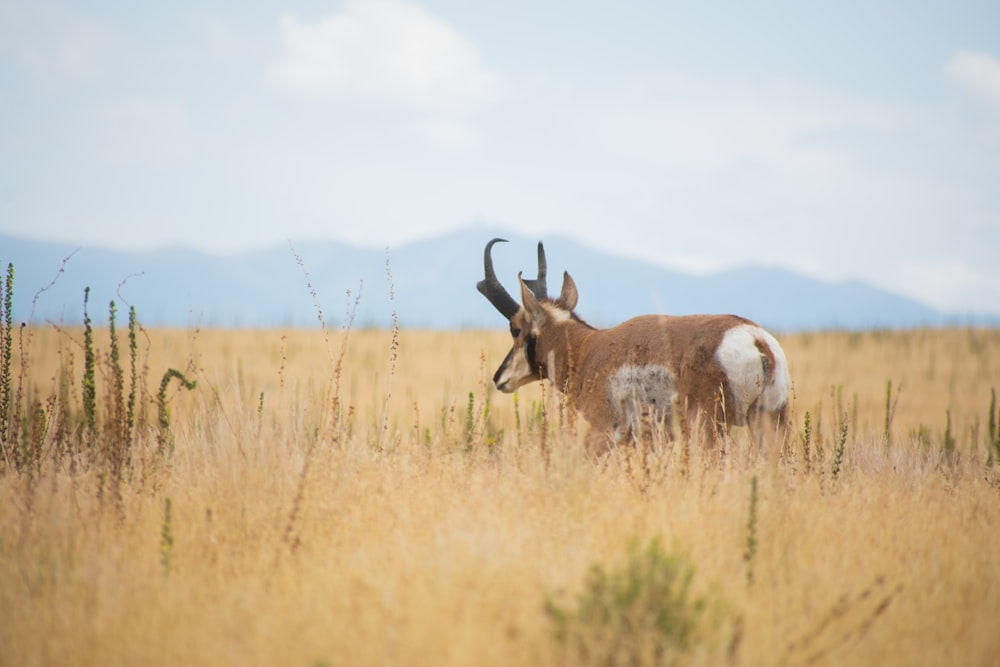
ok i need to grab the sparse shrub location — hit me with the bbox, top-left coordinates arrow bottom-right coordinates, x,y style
3,274 -> 193,479
545,537 -> 709,667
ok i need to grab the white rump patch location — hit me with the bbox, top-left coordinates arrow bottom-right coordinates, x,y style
715,324 -> 790,422
608,365 -> 678,440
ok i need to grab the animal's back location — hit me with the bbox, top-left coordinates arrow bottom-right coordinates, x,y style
603,313 -> 789,430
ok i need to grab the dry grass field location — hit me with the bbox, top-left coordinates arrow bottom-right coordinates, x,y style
2,316 -> 1000,666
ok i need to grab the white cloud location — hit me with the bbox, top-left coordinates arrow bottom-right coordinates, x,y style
92,98 -> 192,164
892,258 -> 1000,314
945,50 -> 1000,109
412,118 -> 482,151
184,12 -> 253,65
572,73 -> 1000,313
596,82 -> 885,178
267,0 -> 505,114
590,80 -> 905,226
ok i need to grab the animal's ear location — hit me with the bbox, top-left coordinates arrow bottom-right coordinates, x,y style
518,272 -> 541,319
559,271 -> 578,311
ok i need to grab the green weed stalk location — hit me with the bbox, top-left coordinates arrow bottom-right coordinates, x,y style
513,391 -> 521,435
1,263 -> 13,456
107,301 -> 127,480
832,419 -> 847,481
161,497 -> 174,576
465,391 -> 476,446
157,369 -> 197,457
884,380 -> 901,446
82,288 -> 96,437
744,475 -> 759,586
801,411 -> 812,474
987,388 -> 999,466
943,410 -> 956,459
380,251 -> 399,449
25,397 -> 47,475
126,306 -> 137,457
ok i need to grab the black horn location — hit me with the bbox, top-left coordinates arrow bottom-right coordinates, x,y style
477,238 -> 520,319
522,241 -> 548,299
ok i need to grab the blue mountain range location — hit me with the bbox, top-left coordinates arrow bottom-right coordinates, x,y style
1,230 -> 993,331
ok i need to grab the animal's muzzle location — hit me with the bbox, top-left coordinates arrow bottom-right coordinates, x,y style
493,367 -> 510,392
493,357 -> 515,393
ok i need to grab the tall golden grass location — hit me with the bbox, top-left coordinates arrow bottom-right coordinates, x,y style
2,321 -> 999,666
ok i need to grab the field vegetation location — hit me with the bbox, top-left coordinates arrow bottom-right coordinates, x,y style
2,267 -> 999,666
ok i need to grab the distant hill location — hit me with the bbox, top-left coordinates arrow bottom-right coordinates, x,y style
1,230 -> 993,331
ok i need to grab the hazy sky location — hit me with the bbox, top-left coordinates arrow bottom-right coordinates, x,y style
2,1 -> 999,314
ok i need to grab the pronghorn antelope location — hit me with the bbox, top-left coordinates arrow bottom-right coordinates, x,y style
477,238 -> 790,453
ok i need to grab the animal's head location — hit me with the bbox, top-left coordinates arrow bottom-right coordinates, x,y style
477,238 -> 580,393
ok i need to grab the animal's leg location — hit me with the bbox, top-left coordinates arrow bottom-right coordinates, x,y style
584,428 -> 614,458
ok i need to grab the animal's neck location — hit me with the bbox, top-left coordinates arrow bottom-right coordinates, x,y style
539,320 -> 596,395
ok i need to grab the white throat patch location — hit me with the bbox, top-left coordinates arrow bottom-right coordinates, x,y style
543,303 -> 573,323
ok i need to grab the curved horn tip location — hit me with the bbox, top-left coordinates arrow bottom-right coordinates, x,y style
478,238 -> 520,319
483,238 -> 508,269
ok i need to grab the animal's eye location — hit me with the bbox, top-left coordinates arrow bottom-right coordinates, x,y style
510,326 -> 521,338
